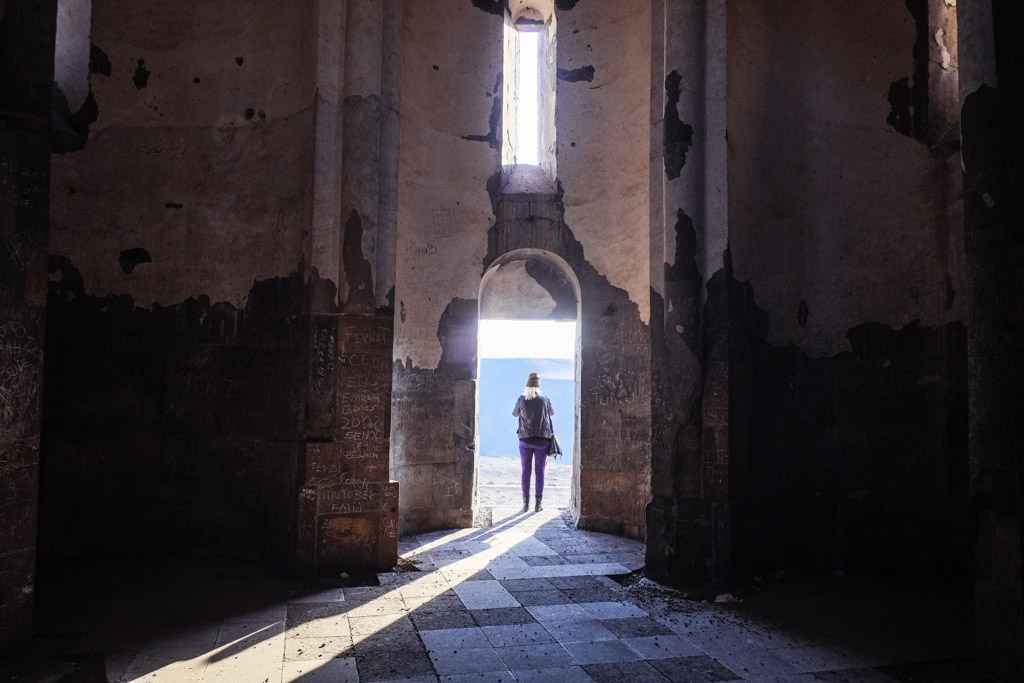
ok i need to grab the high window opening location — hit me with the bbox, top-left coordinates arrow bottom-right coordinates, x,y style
477,320 -> 576,510
516,30 -> 541,165
502,7 -> 557,182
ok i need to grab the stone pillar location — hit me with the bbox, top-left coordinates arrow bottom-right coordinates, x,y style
0,0 -> 56,654
958,1 -> 1024,679
646,0 -> 740,588
297,0 -> 400,574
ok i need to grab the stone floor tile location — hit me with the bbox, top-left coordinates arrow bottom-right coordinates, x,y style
531,563 -> 631,578
348,614 -> 416,635
420,626 -> 492,652
511,589 -> 573,606
286,618 -> 350,639
494,643 -> 576,670
599,617 -> 675,638
624,635 -> 704,660
486,567 -> 543,581
216,620 -> 285,646
647,655 -> 744,683
506,540 -> 559,557
578,601 -> 648,619
289,588 -> 347,603
346,596 -> 409,618
546,576 -> 616,590
523,556 -> 574,566
429,647 -> 510,676
222,603 -> 290,623
481,622 -> 554,648
564,553 -> 618,565
358,649 -> 437,681
403,594 -> 467,612
526,603 -> 591,623
345,586 -> 400,603
284,635 -> 353,661
410,609 -> 477,631
122,667 -> 207,683
692,646 -> 798,679
498,578 -> 556,592
582,660 -> 671,683
399,583 -> 456,599
122,646 -> 209,675
512,665 -> 596,682
145,625 -> 222,651
561,586 -> 624,603
541,618 -> 618,644
208,630 -> 285,663
470,607 -> 538,627
286,603 -> 351,638
282,655 -> 359,682
440,568 -> 496,582
451,581 -> 520,610
562,638 -> 642,665
441,672 -> 516,682
203,657 -> 283,683
352,627 -> 425,654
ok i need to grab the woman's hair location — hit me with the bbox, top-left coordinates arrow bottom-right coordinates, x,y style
524,386 -> 543,400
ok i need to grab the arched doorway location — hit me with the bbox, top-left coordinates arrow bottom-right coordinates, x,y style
477,250 -> 582,522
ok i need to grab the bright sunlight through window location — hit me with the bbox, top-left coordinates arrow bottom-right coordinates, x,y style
517,30 -> 540,165
479,320 -> 575,360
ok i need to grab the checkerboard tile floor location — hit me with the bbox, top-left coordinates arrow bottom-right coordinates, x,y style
33,507 -> 974,682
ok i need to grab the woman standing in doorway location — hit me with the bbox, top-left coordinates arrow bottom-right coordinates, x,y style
513,372 -> 555,512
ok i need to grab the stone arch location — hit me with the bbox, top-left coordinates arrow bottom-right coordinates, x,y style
478,248 -> 584,520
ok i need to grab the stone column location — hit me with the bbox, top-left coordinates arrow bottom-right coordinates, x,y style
958,1 -> 1024,679
0,0 -> 57,654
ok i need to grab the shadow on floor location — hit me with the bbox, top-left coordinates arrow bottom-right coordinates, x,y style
9,509 -> 982,683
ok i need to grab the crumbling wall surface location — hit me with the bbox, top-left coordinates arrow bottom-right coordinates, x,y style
49,0 -> 317,308
646,0 -> 714,585
40,0 -> 317,566
726,0 -> 970,577
391,0 -> 652,536
0,0 -> 56,654
390,0 -> 500,532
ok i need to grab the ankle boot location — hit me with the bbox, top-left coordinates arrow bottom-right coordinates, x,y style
522,496 -> 530,513
535,496 -> 543,512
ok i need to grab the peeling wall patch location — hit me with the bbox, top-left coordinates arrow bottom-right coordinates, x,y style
119,248 -> 153,274
557,65 -> 595,82
132,59 -> 150,89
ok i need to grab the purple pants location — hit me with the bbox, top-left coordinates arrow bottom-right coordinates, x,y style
519,439 -> 549,498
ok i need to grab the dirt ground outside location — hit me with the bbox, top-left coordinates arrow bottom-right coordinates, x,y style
478,454 -> 571,509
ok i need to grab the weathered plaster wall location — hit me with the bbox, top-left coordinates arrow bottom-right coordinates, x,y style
724,0 -> 970,577
50,0 -> 316,308
41,0 -> 399,574
728,0 -> 964,356
557,1 -> 652,324
391,0 -> 500,531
